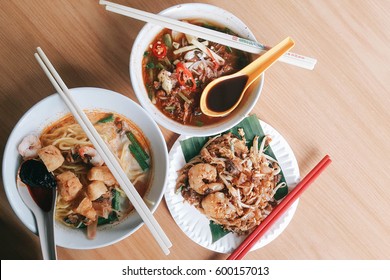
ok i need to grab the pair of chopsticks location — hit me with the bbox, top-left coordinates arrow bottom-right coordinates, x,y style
227,155 -> 332,260
99,0 -> 317,70
34,48 -> 172,255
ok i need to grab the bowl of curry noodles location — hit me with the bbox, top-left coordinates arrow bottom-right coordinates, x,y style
130,3 -> 264,136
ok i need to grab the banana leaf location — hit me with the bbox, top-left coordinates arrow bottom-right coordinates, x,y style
179,114 -> 288,242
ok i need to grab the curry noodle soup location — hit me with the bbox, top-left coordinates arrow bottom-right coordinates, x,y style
142,20 -> 251,126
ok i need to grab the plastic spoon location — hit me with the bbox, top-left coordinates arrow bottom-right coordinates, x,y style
200,37 -> 295,117
17,172 -> 57,260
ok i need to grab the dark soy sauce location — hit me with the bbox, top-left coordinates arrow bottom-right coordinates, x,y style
206,75 -> 248,112
27,186 -> 53,212
19,159 -> 56,212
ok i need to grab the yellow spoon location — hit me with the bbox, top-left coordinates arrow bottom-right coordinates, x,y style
200,37 -> 295,117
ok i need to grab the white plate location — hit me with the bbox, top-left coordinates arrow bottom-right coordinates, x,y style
2,87 -> 169,249
165,120 -> 300,253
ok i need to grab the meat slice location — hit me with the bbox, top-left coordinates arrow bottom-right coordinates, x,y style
73,197 -> 97,221
37,145 -> 64,172
87,166 -> 117,186
56,171 -> 83,202
87,180 -> 108,201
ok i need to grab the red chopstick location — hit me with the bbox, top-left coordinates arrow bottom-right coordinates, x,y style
227,154 -> 332,260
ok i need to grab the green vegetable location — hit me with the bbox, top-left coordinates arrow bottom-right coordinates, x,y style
97,113 -> 114,123
148,68 -> 154,81
97,212 -> 118,225
126,131 -> 149,159
126,131 -> 149,171
75,222 -> 86,228
202,23 -> 218,31
129,144 -> 149,171
146,62 -> 155,69
179,115 -> 289,242
146,83 -> 154,100
223,27 -> 234,35
163,33 -> 172,48
163,56 -> 172,67
112,189 -> 120,211
156,62 -> 165,70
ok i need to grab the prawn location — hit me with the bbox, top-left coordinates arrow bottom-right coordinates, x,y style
201,192 -> 236,220
78,146 -> 104,166
188,163 -> 224,195
18,134 -> 42,159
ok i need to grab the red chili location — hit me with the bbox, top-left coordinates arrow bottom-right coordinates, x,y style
176,62 -> 196,91
152,41 -> 167,59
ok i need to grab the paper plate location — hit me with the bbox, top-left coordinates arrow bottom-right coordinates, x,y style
164,120 -> 300,253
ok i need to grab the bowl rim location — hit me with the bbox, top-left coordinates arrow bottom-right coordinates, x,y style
130,3 -> 264,136
2,87 -> 169,249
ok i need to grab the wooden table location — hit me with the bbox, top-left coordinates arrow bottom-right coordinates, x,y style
1,0 -> 389,260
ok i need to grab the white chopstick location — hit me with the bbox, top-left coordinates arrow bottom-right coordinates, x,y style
34,47 -> 172,255
99,0 -> 317,70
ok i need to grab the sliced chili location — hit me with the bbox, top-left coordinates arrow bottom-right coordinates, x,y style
176,62 -> 196,91
152,41 -> 167,59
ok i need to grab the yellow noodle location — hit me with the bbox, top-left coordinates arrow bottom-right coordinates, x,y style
38,112 -> 152,231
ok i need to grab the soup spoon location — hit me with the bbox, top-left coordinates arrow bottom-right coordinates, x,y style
200,37 -> 295,117
17,168 -> 57,260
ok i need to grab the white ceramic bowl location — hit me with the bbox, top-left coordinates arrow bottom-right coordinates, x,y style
2,87 -> 169,249
130,3 -> 264,136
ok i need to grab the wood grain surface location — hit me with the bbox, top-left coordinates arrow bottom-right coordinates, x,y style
1,0 -> 389,260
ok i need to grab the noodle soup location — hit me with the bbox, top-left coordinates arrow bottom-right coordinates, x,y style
142,21 -> 251,127
19,111 -> 152,239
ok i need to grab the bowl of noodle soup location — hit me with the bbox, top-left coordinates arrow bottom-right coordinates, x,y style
2,87 -> 169,249
130,3 -> 264,136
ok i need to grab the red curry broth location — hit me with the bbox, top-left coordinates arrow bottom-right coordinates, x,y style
142,21 -> 251,126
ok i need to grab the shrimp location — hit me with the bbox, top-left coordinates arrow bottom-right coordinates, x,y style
18,134 -> 42,159
188,163 -> 224,194
78,146 -> 104,166
201,192 -> 236,220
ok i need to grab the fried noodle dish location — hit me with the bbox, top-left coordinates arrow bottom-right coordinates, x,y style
176,129 -> 285,234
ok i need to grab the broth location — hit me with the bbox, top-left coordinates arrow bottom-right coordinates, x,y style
142,21 -> 251,126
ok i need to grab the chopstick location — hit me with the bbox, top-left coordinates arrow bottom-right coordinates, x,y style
99,0 -> 317,70
227,155 -> 332,260
34,47 -> 172,255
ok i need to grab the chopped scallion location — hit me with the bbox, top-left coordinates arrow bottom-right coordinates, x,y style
97,113 -> 114,123
128,144 -> 149,171
126,131 -> 150,171
126,131 -> 149,160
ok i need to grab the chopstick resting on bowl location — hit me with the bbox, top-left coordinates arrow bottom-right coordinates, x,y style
99,0 -> 317,70
227,155 -> 332,260
34,47 -> 172,255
